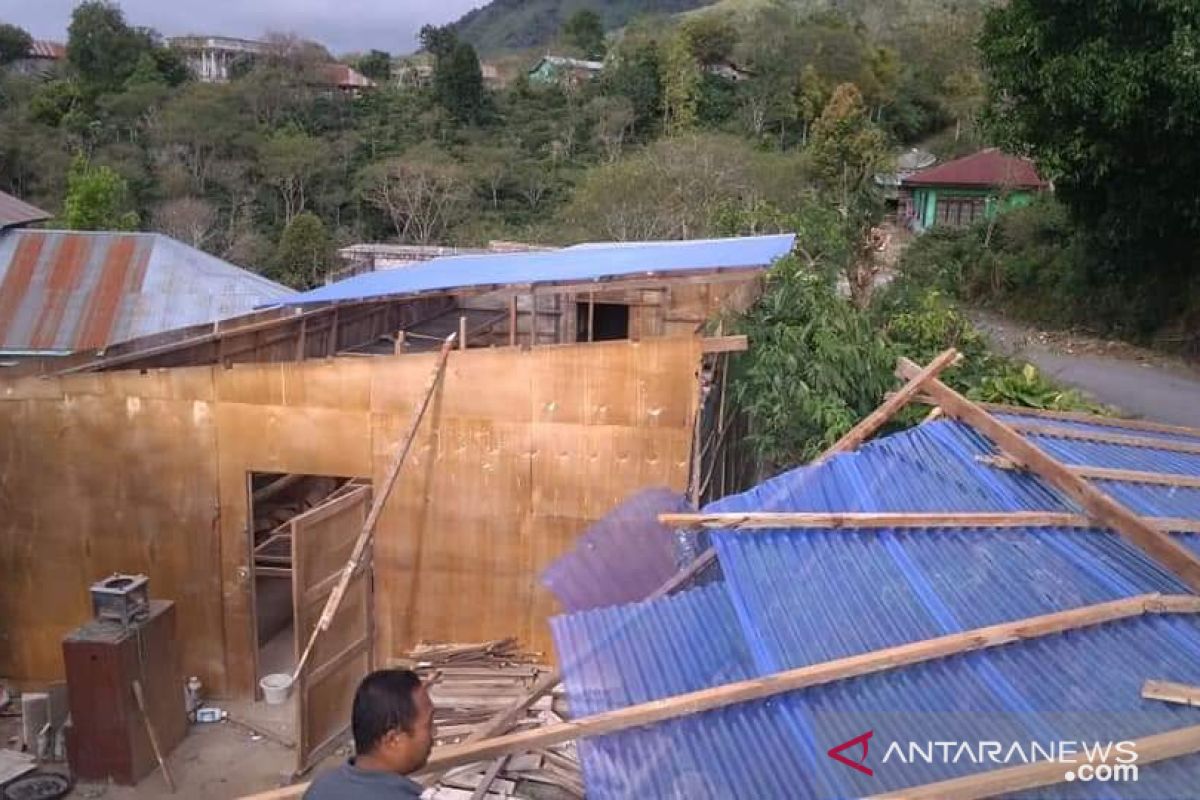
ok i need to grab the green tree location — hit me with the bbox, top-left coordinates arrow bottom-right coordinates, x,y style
563,9 -> 606,60
66,1 -> 153,94
259,129 -> 330,226
357,50 -> 392,83
0,23 -> 32,66
980,0 -> 1200,332
273,212 -> 333,288
660,33 -> 701,134
809,83 -> 889,307
61,155 -> 138,231
603,36 -> 663,136
681,13 -> 736,67
434,40 -> 484,124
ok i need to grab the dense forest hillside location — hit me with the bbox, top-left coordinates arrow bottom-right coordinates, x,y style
453,0 -> 716,54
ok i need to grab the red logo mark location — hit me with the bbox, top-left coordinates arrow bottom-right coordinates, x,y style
827,730 -> 874,776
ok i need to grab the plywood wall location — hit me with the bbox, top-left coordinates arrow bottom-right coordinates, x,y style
0,338 -> 700,696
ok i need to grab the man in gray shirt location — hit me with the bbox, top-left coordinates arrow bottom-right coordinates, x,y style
305,669 -> 435,799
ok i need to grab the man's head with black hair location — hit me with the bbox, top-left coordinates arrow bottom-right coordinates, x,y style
351,669 -> 435,774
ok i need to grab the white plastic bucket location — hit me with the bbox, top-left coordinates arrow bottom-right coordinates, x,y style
260,673 -> 293,705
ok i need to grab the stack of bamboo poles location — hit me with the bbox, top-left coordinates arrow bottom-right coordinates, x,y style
400,640 -> 582,800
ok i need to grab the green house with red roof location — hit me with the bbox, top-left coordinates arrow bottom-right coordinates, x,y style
899,149 -> 1048,231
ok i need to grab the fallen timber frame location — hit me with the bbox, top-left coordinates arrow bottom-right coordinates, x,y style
656,510 -> 1200,534
239,594 -> 1200,798
897,358 -> 1200,592
866,723 -> 1200,800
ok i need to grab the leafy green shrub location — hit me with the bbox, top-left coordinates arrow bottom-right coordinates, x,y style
732,257 -> 893,471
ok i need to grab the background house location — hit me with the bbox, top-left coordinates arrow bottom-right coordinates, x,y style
7,40 -> 66,78
528,55 -> 603,87
0,229 -> 293,366
899,149 -> 1048,230
0,189 -> 50,233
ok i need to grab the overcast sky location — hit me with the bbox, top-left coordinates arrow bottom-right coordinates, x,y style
0,0 -> 485,56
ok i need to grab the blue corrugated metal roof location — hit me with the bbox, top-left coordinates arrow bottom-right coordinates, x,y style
551,411 -> 1200,798
275,234 -> 796,306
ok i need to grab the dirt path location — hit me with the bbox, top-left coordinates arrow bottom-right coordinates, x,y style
969,310 -> 1200,429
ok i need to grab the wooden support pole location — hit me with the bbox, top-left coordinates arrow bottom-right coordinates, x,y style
1010,421 -> 1200,456
659,510 -> 1200,534
587,291 -> 595,343
508,296 -> 516,347
867,723 -> 1200,800
825,348 -> 960,457
327,308 -> 339,357
295,318 -> 307,362
980,455 -> 1200,491
1142,679 -> 1200,708
291,333 -> 457,684
459,315 -> 468,350
898,357 -> 1200,593
394,331 -> 406,355
240,594 -> 1200,799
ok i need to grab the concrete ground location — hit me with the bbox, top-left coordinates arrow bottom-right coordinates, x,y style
970,309 -> 1200,428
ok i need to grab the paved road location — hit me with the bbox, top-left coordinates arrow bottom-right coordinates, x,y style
970,311 -> 1200,429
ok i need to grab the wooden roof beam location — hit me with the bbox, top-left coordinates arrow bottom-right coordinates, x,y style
897,357 -> 1200,593
1142,679 -> 1200,708
980,455 -> 1200,491
657,511 -> 1200,534
1010,420 -> 1200,456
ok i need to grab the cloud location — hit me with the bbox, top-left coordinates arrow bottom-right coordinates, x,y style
1,0 -> 486,55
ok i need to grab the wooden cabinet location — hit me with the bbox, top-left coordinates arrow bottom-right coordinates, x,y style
62,600 -> 186,785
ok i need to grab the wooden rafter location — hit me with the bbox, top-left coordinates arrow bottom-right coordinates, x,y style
656,511 -> 1200,533
823,348 -> 959,457
1010,420 -> 1200,456
897,358 -> 1200,592
980,455 -> 1200,491
979,402 -> 1200,440
241,594 -> 1200,799
1142,679 -> 1200,708
867,723 -> 1200,800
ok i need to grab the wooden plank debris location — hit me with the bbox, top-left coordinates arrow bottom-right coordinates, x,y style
897,357 -> 1200,593
867,723 -> 1200,800
403,640 -> 580,800
823,347 -> 958,457
699,335 -> 749,354
980,455 -> 1200,490
1142,679 -> 1200,708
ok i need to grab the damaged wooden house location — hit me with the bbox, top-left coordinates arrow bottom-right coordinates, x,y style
0,233 -> 794,779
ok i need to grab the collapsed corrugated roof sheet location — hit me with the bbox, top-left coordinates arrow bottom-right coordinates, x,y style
276,234 -> 796,307
549,410 -> 1200,798
0,230 -> 294,354
0,189 -> 51,231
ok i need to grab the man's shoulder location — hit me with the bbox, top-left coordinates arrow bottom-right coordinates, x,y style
302,762 -> 423,799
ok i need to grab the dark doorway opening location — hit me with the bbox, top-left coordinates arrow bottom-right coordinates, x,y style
576,301 -> 630,342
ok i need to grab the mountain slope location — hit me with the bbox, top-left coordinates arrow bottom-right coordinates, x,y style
454,0 -> 719,55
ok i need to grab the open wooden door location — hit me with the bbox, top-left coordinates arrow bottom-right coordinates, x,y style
291,483 -> 373,774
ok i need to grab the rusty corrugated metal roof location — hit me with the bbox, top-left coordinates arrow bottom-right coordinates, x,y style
901,149 -> 1047,189
0,230 -> 294,354
0,190 -> 51,231
27,40 -> 66,60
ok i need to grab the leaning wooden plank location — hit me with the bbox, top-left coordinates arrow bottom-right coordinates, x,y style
292,334 -> 457,683
1142,679 -> 1200,708
978,402 -> 1200,440
700,335 -> 749,354
980,455 -> 1200,491
898,357 -> 1200,593
1010,421 -> 1200,456
866,723 -> 1200,800
657,511 -> 1093,530
657,511 -> 1200,533
823,348 -> 959,457
236,594 -> 1199,799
